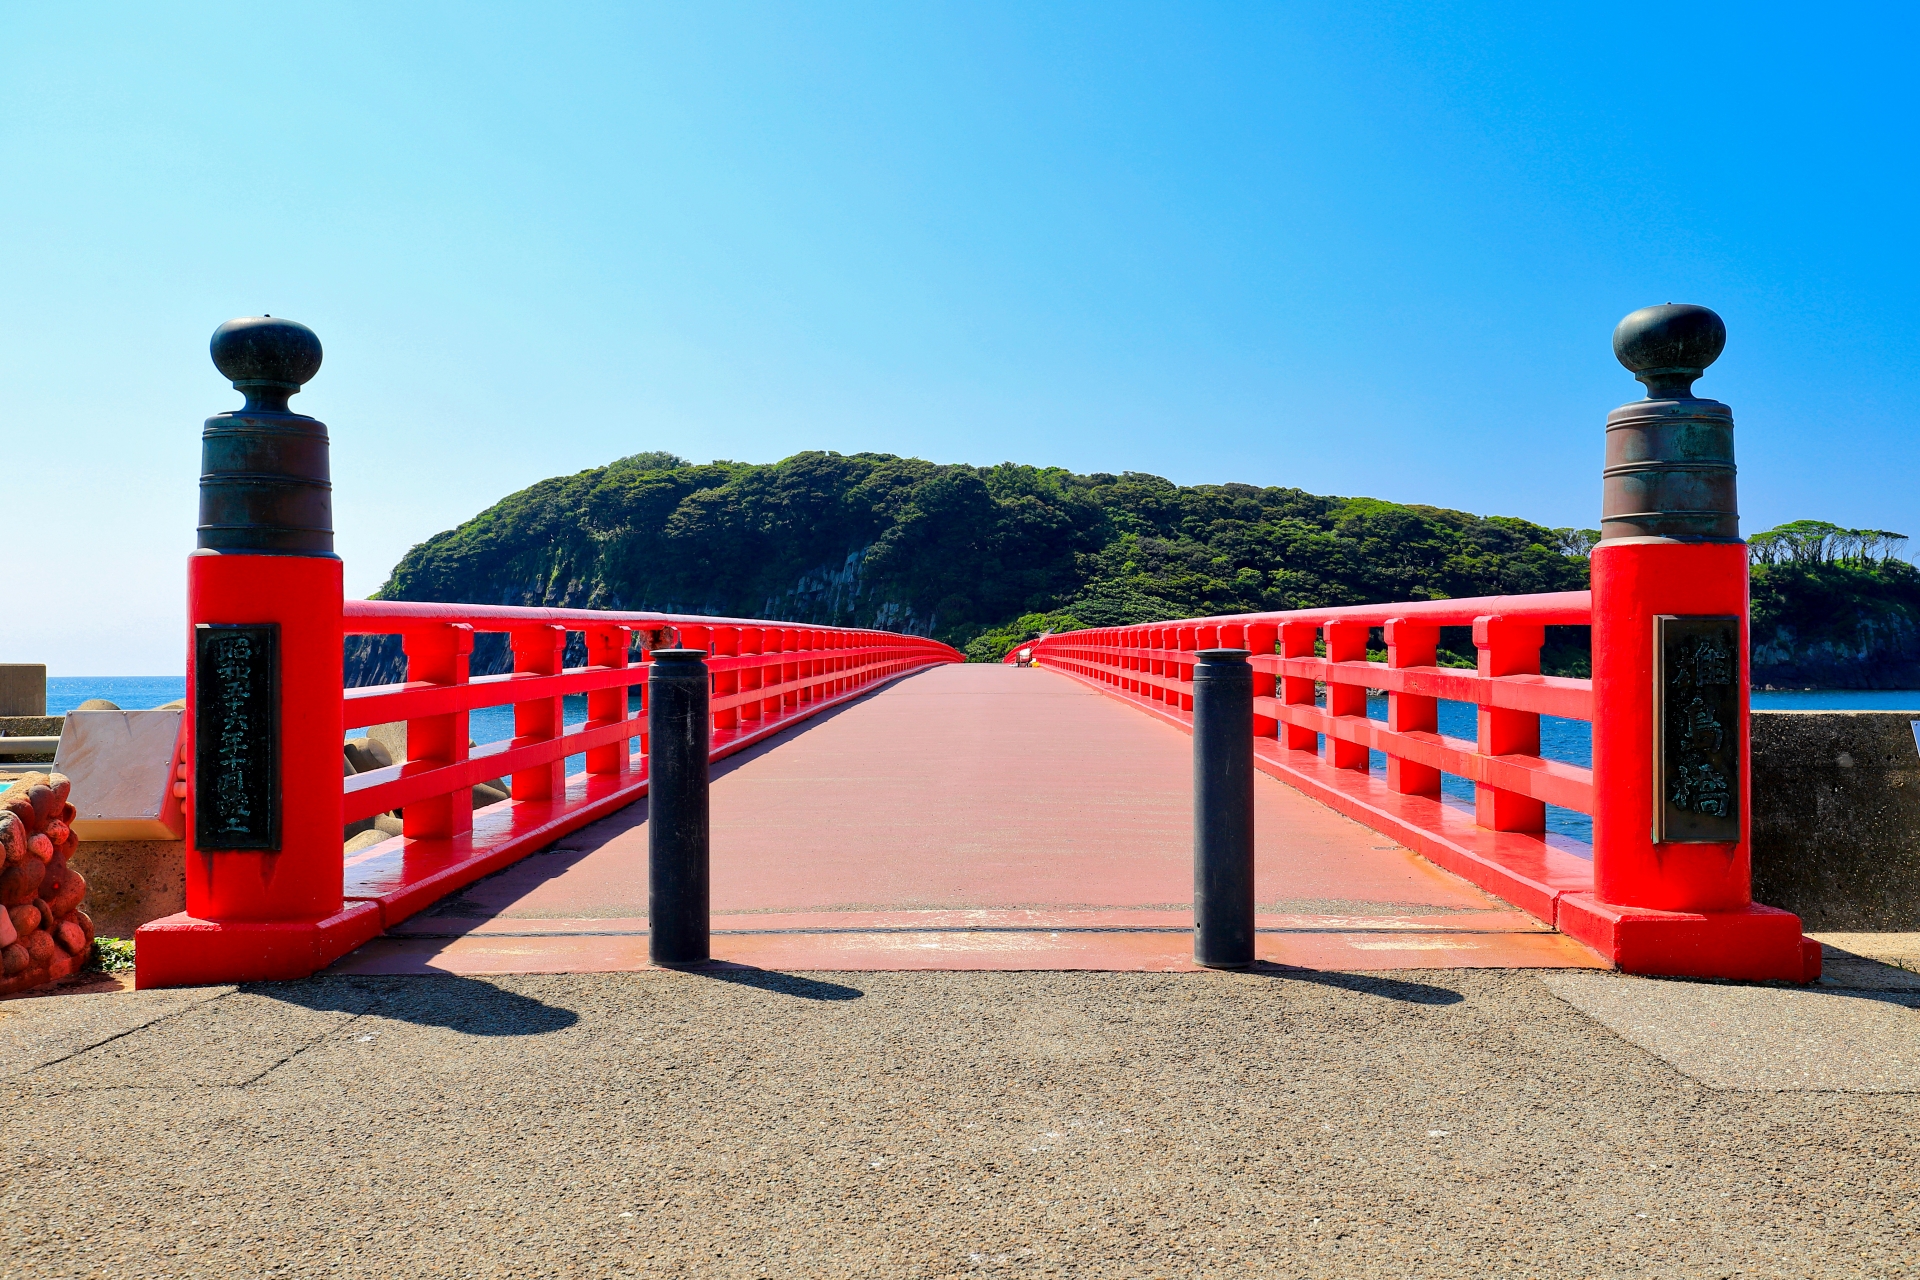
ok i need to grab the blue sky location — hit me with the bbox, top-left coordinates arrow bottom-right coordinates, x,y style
3,2 -> 1915,673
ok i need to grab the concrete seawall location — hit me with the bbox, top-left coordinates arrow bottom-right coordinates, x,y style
1752,709 -> 1920,929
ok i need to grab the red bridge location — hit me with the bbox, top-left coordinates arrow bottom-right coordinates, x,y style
136,306 -> 1819,989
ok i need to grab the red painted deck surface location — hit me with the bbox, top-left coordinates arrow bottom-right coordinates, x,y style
332,665 -> 1604,975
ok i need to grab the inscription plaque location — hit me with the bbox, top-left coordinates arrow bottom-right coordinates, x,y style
193,623 -> 280,850
1653,615 -> 1740,844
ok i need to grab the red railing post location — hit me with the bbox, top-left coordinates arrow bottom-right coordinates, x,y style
1322,620 -> 1369,771
738,628 -> 764,724
404,622 -> 475,839
776,629 -> 795,709
799,629 -> 817,703
1473,615 -> 1546,831
1159,626 -> 1175,703
1384,619 -> 1441,797
1246,622 -> 1278,739
763,629 -> 786,720
714,627 -> 740,731
184,550 -> 345,924
1176,625 -> 1197,711
510,624 -> 567,802
1278,621 -> 1317,752
585,624 -> 634,777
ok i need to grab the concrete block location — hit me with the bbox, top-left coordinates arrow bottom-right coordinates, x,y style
366,720 -> 406,762
68,840 -> 186,938
1752,709 -> 1920,930
54,709 -> 184,840
0,664 -> 45,715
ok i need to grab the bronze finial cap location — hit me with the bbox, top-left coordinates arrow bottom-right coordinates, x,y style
210,316 -> 323,412
198,315 -> 334,557
1600,304 -> 1738,545
1612,303 -> 1725,400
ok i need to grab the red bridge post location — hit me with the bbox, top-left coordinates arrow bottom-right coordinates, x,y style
510,624 -> 567,804
586,625 -> 635,778
1245,622 -> 1278,740
137,317 -> 381,987
1323,620 -> 1369,771
1473,616 -> 1546,832
1278,622 -> 1317,753
1562,304 -> 1817,982
1384,619 -> 1440,797
404,622 -> 474,840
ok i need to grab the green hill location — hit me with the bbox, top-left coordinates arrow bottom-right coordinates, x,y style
361,450 -> 1591,674
352,454 -> 1917,688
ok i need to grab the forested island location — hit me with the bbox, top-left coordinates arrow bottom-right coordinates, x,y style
351,452 -> 1917,688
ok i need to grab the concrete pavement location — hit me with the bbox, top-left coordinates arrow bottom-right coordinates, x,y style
5,960 -> 1920,1278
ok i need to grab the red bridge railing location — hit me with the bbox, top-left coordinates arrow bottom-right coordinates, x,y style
1013,585 -> 1818,983
1010,594 -> 1591,919
140,590 -> 959,986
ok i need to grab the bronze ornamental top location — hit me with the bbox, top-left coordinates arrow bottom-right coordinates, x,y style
1601,303 -> 1739,545
197,316 -> 335,557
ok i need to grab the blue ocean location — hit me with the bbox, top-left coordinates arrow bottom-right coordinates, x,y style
45,676 -> 1917,845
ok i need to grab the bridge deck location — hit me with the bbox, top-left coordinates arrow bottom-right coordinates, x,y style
334,664 -> 1603,975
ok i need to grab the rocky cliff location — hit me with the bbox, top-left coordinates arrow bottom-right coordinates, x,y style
1751,561 -> 1920,689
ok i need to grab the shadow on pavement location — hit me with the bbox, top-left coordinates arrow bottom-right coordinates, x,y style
1254,964 -> 1466,1006
251,975 -> 583,1035
687,965 -> 865,1001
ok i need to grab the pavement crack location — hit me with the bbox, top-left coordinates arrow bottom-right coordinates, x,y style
238,995 -> 387,1088
8,987 -> 239,1080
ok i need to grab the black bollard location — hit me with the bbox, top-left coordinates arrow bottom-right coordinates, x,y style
648,649 -> 712,966
1193,648 -> 1255,969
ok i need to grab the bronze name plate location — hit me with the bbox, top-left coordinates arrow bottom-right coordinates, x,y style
193,623 -> 280,851
1653,615 -> 1740,844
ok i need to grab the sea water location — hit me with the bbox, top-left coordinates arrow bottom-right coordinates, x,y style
44,679 -> 615,776
46,676 -> 186,714
1337,694 -> 1595,849
1337,687 -> 1920,850
44,675 -> 1920,843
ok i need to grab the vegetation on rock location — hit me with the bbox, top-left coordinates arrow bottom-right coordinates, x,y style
366,451 -> 1591,670
1749,521 -> 1920,688
356,457 -> 1914,689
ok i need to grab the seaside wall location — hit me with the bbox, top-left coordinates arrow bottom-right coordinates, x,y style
1751,709 -> 1920,929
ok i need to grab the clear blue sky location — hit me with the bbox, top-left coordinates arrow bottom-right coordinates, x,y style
3,2 -> 1915,674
